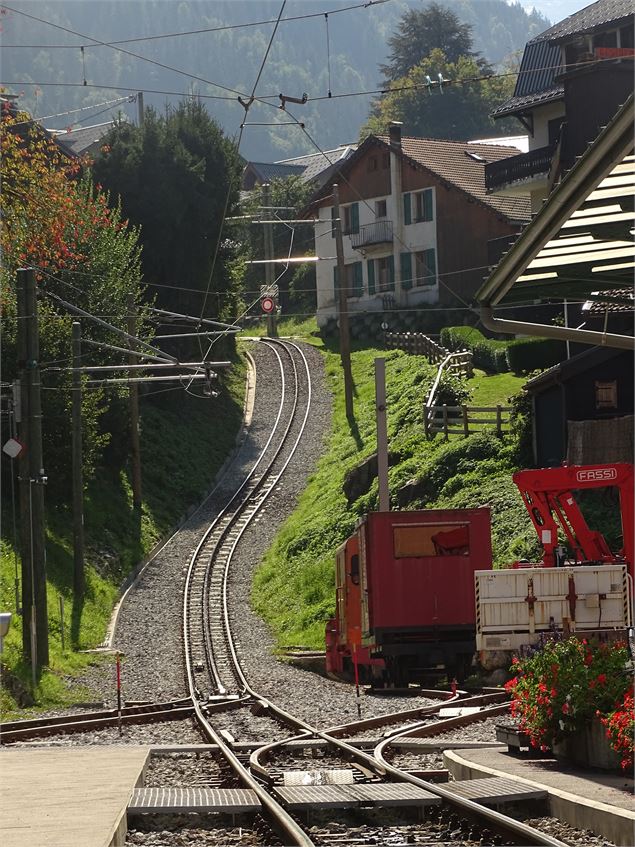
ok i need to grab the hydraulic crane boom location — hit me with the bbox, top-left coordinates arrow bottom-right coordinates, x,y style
513,463 -> 634,580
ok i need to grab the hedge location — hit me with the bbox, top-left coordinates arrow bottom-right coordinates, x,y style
440,326 -> 509,373
505,337 -> 567,373
441,326 -> 567,374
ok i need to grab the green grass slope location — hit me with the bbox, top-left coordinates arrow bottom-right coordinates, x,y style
252,344 -> 538,651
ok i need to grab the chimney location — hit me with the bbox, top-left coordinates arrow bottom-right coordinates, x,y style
388,121 -> 403,150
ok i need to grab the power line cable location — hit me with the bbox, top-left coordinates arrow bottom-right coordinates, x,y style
2,3 -> 253,100
9,93 -> 133,126
191,0 -> 288,395
1,1 -> 390,48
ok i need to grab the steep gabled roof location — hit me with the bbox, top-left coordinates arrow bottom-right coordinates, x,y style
534,0 -> 634,43
277,144 -> 356,184
492,0 -> 634,119
477,95 -> 634,350
243,161 -> 305,183
51,121 -> 116,156
304,135 -> 531,223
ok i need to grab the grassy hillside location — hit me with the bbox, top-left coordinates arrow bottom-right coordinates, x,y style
252,339 -> 537,650
0,355 -> 246,713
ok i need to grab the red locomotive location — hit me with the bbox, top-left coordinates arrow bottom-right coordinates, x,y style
326,507 -> 492,686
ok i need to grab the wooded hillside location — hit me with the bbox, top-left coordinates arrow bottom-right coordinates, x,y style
4,0 -> 548,160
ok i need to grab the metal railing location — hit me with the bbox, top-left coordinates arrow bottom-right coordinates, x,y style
350,220 -> 393,249
485,145 -> 554,193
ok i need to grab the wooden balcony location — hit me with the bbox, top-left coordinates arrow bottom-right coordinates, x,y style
351,220 -> 393,250
485,145 -> 554,193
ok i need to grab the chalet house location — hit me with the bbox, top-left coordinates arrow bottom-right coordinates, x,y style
303,123 -> 530,328
485,0 -> 634,212
525,347 -> 633,466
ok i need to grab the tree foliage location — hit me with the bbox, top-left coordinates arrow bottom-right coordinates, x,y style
362,49 -> 516,141
237,176 -> 317,317
380,2 -> 478,83
91,101 -> 242,320
1,104 -> 147,490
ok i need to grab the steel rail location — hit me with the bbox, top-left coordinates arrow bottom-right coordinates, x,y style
182,339 -> 315,846
198,339 -> 296,695
371,703 -> 569,847
0,698 -> 196,743
182,341 -> 565,846
186,341 -> 289,695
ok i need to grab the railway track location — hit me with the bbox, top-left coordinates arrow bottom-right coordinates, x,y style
179,339 -> 569,847
2,340 -> 576,846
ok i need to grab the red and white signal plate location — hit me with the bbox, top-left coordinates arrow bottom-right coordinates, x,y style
261,296 -> 276,314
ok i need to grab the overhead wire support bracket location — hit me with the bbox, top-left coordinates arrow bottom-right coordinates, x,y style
278,92 -> 307,110
40,288 -> 178,363
149,307 -> 240,331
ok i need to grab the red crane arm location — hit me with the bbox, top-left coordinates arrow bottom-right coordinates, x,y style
513,463 -> 634,577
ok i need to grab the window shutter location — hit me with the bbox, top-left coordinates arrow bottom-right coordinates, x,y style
400,252 -> 412,290
333,265 -> 339,298
403,193 -> 412,225
423,189 -> 433,221
353,262 -> 363,297
351,202 -> 359,234
424,248 -> 437,283
367,259 -> 375,295
388,254 -> 395,291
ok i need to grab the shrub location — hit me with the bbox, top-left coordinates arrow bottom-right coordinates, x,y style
602,691 -> 634,771
506,337 -> 566,373
435,370 -> 472,408
441,326 -> 509,373
505,637 -> 632,759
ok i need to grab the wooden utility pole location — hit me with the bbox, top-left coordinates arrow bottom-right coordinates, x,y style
333,184 -> 354,419
127,294 -> 142,509
137,92 -> 144,127
71,322 -> 85,598
17,268 -> 49,675
262,183 -> 278,338
375,358 -> 390,511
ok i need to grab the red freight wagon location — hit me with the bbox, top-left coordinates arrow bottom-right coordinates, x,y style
360,508 -> 492,684
327,507 -> 492,686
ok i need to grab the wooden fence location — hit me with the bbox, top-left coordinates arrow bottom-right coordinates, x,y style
425,404 -> 512,439
385,332 -> 473,377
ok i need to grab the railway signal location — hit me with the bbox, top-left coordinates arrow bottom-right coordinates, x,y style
261,296 -> 276,314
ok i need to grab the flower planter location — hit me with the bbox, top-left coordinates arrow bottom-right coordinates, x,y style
552,719 -> 621,770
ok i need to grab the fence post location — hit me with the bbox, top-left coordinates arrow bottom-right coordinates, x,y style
463,405 -> 469,438
496,404 -> 502,437
443,404 -> 449,440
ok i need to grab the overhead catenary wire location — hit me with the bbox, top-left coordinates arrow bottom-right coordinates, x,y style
189,0 -> 288,396
1,1 -> 390,49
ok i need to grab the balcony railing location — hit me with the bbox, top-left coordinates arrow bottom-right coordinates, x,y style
485,145 -> 554,193
350,220 -> 393,250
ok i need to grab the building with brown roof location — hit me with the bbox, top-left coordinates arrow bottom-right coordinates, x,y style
303,123 -> 530,327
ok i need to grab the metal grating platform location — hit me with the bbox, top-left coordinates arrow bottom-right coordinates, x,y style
274,782 -> 442,810
128,787 -> 261,814
444,777 -> 547,806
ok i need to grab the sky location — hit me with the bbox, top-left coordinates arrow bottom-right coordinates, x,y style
523,0 -> 592,23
